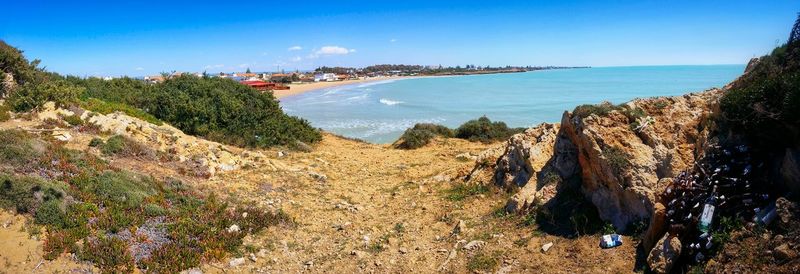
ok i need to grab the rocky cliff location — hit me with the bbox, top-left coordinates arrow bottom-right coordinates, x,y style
468,89 -> 723,230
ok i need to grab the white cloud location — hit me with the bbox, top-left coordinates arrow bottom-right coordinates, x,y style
315,46 -> 355,55
288,46 -> 302,51
390,38 -> 397,43
203,64 -> 225,69
238,63 -> 249,68
135,67 -> 144,71
290,56 -> 303,62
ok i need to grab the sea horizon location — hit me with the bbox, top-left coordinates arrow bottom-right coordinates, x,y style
281,64 -> 745,144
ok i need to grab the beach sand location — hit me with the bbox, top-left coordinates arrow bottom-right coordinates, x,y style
274,76 -> 411,99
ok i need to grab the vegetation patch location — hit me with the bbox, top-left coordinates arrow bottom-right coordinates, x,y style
80,98 -> 162,126
455,116 -> 525,143
719,29 -> 800,147
0,103 -> 11,122
602,145 -> 632,175
98,135 -> 154,159
444,183 -> 490,201
0,129 -> 294,272
395,117 -> 524,149
467,251 -> 500,272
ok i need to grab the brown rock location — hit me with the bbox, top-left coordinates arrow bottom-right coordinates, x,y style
559,90 -> 721,228
776,197 -> 797,225
774,243 -> 797,260
642,202 -> 667,252
647,234 -> 681,274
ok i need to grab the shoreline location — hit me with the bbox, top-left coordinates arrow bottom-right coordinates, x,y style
274,76 -> 416,99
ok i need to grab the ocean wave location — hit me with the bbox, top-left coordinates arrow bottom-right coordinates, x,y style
379,98 -> 404,106
356,79 -> 399,88
319,117 -> 447,138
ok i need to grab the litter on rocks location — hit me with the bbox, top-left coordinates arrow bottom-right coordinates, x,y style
600,234 -> 623,249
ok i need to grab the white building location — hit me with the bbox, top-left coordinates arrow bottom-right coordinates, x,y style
314,73 -> 337,82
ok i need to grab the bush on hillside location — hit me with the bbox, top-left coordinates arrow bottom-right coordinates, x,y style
3,41 -> 320,148
0,103 -> 10,122
1,41 -> 80,111
70,75 -> 321,148
720,37 -> 800,147
454,116 -> 525,143
395,128 -> 437,149
80,98 -> 162,125
393,123 -> 455,149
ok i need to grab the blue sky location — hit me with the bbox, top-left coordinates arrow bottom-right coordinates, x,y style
1,0 -> 796,76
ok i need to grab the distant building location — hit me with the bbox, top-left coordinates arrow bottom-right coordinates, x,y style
314,73 -> 337,82
144,75 -> 165,84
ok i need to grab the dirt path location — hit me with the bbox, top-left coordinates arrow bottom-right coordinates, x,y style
203,134 -> 639,273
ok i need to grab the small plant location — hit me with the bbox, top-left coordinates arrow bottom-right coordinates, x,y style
394,223 -> 405,234
467,252 -> 499,272
78,236 -> 135,273
89,137 -> 104,147
80,98 -> 163,126
653,100 -> 669,110
572,102 -> 619,119
454,116 -> 524,143
99,135 -> 153,158
62,114 -> 84,126
602,222 -> 616,234
394,128 -> 436,149
34,199 -> 66,228
0,103 -> 11,122
444,183 -> 489,201
602,146 -> 632,175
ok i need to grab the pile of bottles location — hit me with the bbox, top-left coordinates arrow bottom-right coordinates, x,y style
660,144 -> 775,266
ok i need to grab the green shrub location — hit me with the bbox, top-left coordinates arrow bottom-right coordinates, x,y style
73,75 -> 321,148
34,199 -> 65,228
7,78 -> 82,112
143,203 -> 166,217
78,236 -> 135,274
80,98 -> 162,126
99,135 -> 152,158
0,103 -> 10,122
394,128 -> 436,149
444,183 -> 490,201
62,114 -> 84,126
0,129 -> 40,166
411,123 -> 454,137
394,123 -> 456,149
0,173 -> 67,214
454,116 -> 524,143
573,102 -> 619,119
720,41 -> 800,147
88,137 -> 104,147
602,146 -> 631,175
467,252 -> 499,272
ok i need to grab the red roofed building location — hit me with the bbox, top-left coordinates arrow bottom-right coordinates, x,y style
240,80 -> 289,91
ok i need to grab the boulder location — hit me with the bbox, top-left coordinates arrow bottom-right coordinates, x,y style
774,243 -> 797,261
775,197 -> 798,226
647,234 -> 681,274
642,202 -> 668,252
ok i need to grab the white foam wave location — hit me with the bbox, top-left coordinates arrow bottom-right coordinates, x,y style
319,117 -> 447,139
379,98 -> 404,106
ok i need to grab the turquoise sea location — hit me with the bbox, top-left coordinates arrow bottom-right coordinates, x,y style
281,65 -> 745,144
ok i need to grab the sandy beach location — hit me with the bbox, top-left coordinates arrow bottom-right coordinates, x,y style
274,76 -> 412,99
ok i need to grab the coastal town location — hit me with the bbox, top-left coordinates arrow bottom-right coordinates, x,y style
136,65 -> 589,95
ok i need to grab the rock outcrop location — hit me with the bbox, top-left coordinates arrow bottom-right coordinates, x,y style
647,234 -> 681,274
31,102 -> 267,176
472,89 -> 722,230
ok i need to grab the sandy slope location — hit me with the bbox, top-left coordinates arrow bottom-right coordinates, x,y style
0,121 -> 639,273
